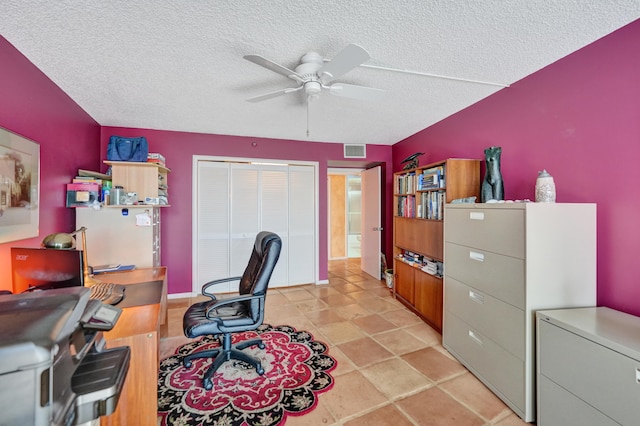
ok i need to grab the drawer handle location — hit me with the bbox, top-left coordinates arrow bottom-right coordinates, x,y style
469,251 -> 485,262
469,290 -> 484,304
468,330 -> 483,346
470,212 -> 484,220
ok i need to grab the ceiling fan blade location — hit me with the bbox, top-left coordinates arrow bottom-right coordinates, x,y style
246,86 -> 301,103
244,54 -> 303,82
318,44 -> 370,83
329,83 -> 385,101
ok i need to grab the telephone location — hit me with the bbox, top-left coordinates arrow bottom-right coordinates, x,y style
81,299 -> 123,331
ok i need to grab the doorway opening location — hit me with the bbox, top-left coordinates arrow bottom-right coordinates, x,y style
328,169 -> 363,260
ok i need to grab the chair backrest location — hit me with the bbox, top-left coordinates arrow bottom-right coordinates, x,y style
238,232 -> 282,300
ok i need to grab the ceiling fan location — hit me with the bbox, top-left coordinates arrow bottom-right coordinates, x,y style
243,43 -> 385,104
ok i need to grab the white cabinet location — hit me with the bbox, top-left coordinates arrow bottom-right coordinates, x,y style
537,307 -> 640,426
76,207 -> 161,268
443,203 -> 597,422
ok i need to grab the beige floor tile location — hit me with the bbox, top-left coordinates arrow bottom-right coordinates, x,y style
373,328 -> 429,356
440,372 -> 511,422
320,293 -> 358,307
294,298 -> 329,312
343,403 -> 414,426
326,346 -> 357,376
305,309 -> 348,327
401,347 -> 467,382
360,358 -> 432,399
263,303 -> 303,324
305,286 -> 340,298
321,371 -> 387,420
318,321 -> 366,345
383,308 -> 424,327
282,288 -> 316,302
336,337 -> 394,367
352,314 -> 398,335
356,297 -> 401,314
333,303 -> 373,320
402,322 -> 442,346
331,282 -> 366,294
397,387 -> 485,426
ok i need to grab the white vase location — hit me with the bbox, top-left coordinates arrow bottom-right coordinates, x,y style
535,170 -> 556,202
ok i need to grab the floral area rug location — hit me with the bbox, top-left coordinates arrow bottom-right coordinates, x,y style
158,324 -> 337,425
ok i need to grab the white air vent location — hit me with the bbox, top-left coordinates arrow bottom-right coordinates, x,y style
344,144 -> 366,158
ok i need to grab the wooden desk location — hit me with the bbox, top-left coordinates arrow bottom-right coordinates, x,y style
99,267 -> 167,426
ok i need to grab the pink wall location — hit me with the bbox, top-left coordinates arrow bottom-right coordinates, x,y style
100,127 -> 393,294
393,19 -> 640,316
0,36 -> 100,291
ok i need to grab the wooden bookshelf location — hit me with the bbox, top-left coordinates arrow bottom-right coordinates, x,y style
393,158 -> 480,332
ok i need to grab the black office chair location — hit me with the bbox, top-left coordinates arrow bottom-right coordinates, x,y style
182,231 -> 282,390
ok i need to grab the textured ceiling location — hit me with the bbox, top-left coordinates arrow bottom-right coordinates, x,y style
2,1 -> 640,145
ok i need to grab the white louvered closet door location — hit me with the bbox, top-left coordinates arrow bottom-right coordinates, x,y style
195,162 -> 231,292
195,159 -> 315,292
259,165 -> 289,286
289,165 -> 315,285
229,163 -> 259,292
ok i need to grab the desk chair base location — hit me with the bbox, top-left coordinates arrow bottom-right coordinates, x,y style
183,334 -> 265,390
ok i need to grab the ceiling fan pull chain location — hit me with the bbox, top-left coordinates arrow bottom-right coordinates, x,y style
306,95 -> 311,138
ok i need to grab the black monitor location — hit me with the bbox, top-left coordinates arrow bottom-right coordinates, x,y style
11,247 -> 84,294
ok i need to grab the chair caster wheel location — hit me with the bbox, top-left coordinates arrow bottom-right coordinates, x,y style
256,365 -> 265,375
184,360 -> 192,368
258,342 -> 265,350
204,379 -> 213,390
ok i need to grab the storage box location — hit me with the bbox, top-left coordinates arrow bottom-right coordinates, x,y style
66,182 -> 100,207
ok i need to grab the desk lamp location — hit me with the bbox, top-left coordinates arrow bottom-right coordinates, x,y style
42,226 -> 104,287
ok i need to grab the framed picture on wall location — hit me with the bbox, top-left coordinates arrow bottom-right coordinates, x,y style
0,127 -> 40,243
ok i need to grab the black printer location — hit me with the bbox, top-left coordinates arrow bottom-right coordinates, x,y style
0,287 -> 130,426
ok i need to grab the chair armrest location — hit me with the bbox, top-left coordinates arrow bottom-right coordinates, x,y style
201,276 -> 242,299
204,293 -> 265,319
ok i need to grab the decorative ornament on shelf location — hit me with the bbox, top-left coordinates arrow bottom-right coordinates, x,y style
401,152 -> 424,170
480,146 -> 504,202
535,169 -> 556,202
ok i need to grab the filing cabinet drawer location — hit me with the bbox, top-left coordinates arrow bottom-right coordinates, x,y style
444,206 -> 524,258
444,242 -> 525,309
538,376 -> 618,426
443,311 -> 525,414
538,318 -> 640,426
445,277 -> 524,359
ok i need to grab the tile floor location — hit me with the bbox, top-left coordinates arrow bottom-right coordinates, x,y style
159,258 -> 529,425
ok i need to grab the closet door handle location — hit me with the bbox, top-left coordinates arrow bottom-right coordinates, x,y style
470,212 -> 484,220
469,251 -> 485,262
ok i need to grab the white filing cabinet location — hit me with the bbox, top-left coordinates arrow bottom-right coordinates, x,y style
76,207 -> 161,269
537,307 -> 640,426
443,203 -> 596,422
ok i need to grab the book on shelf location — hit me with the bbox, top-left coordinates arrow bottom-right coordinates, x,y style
418,165 -> 445,190
419,190 -> 445,219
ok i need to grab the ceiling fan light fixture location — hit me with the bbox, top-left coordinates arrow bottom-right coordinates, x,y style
304,81 -> 322,96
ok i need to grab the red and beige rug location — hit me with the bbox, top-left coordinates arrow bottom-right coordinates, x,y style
158,324 -> 337,425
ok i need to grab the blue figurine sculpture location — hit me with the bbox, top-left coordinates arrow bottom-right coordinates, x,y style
481,146 -> 504,202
